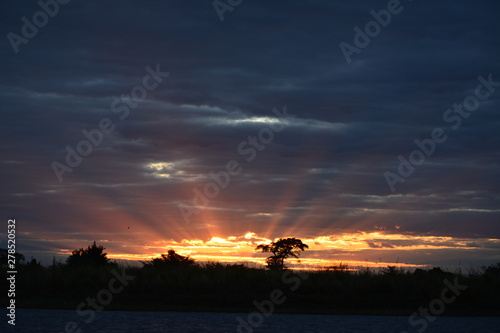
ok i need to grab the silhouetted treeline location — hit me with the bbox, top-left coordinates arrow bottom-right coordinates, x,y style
1,259 -> 499,315
1,246 -> 499,315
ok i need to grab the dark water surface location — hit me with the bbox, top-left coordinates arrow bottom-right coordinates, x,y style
1,309 -> 499,333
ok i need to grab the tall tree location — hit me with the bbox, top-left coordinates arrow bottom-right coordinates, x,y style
256,238 -> 308,270
66,241 -> 111,267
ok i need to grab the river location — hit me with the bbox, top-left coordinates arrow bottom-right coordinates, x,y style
1,309 -> 498,332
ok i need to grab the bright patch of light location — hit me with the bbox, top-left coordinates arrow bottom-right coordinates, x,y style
245,232 -> 256,239
148,162 -> 175,171
213,116 -> 282,126
155,174 -> 171,178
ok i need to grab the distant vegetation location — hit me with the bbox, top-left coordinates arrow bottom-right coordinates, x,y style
1,242 -> 499,315
142,249 -> 195,268
66,241 -> 113,267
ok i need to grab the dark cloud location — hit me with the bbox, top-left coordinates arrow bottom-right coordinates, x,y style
1,0 -> 499,266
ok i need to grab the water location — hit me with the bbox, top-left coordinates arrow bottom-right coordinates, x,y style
1,309 -> 498,333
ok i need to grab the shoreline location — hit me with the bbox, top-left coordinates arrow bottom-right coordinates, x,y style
11,300 -> 500,317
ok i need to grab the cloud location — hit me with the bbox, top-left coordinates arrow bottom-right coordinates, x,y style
1,0 -> 500,267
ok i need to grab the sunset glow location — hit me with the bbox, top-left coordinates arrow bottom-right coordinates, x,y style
2,1 -> 500,273
44,230 -> 500,270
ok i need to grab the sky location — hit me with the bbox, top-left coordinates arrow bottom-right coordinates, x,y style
1,0 -> 500,270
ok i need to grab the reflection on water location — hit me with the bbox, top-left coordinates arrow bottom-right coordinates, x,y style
1,309 -> 499,333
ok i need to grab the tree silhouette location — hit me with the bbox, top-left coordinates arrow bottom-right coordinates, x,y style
256,238 -> 309,270
66,241 -> 111,267
143,249 -> 195,268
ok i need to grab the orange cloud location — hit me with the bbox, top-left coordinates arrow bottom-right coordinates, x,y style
49,231 -> 499,270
